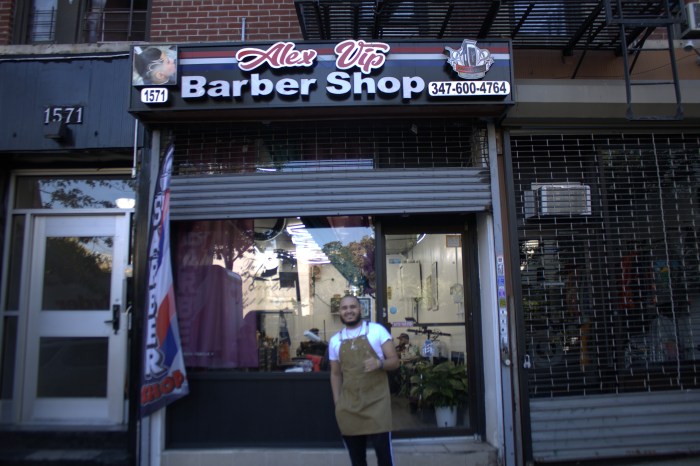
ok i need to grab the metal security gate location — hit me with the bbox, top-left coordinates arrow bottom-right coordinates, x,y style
168,119 -> 492,219
509,132 -> 700,462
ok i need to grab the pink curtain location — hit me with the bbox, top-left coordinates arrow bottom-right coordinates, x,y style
174,220 -> 257,368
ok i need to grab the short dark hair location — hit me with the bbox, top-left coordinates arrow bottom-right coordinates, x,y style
341,294 -> 360,304
135,47 -> 163,77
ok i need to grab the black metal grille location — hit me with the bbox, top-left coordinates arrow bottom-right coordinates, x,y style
295,0 -> 681,54
511,133 -> 700,397
171,119 -> 488,175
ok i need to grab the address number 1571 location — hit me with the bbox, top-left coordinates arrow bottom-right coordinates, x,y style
140,88 -> 169,104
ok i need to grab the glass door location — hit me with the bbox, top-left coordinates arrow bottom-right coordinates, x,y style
21,214 -> 129,424
382,220 -> 472,433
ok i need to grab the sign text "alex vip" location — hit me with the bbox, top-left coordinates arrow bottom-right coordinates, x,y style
181,40 -> 426,101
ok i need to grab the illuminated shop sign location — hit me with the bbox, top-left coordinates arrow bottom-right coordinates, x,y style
129,39 -> 513,114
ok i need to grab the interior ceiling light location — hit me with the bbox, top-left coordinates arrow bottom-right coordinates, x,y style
286,223 -> 330,264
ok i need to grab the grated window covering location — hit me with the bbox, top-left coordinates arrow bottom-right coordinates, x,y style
511,133 -> 700,398
171,119 -> 487,175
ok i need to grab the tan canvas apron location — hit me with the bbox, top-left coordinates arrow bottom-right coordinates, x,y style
335,330 -> 392,435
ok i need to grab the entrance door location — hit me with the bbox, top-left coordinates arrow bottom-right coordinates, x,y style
21,214 -> 129,424
381,217 -> 475,432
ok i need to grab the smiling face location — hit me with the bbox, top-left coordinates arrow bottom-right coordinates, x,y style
339,295 -> 362,328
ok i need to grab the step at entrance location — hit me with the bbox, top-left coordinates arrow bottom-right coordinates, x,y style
160,437 -> 499,466
0,429 -> 132,466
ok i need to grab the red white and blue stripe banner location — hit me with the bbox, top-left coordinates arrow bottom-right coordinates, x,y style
140,143 -> 189,417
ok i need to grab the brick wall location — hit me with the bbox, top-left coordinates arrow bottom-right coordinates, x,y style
150,0 -> 302,43
0,0 -> 13,45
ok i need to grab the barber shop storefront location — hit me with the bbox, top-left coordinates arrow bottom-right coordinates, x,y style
130,39 -> 515,457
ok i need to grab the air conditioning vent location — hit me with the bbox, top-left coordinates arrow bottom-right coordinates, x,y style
681,2 -> 700,39
524,184 -> 592,217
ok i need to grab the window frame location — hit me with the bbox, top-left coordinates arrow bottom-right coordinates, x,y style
12,0 -> 148,45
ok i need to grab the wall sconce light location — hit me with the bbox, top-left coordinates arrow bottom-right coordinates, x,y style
44,121 -> 70,141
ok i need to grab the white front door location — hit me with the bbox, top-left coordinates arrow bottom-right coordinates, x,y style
21,214 -> 129,425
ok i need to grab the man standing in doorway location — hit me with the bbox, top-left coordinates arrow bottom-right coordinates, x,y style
329,295 -> 400,466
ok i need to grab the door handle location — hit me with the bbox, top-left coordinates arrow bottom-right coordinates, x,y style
105,304 -> 120,334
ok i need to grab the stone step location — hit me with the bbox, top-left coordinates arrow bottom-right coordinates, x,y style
0,448 -> 131,466
0,429 -> 132,466
0,429 -> 129,450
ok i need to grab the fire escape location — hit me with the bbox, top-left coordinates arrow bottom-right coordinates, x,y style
294,0 -> 687,120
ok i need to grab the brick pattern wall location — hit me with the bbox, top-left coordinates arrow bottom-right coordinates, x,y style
150,0 -> 302,43
0,0 -> 13,45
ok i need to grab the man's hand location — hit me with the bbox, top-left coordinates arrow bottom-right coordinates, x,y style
363,357 -> 382,372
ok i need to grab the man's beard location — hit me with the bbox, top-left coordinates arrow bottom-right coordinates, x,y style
341,314 -> 362,327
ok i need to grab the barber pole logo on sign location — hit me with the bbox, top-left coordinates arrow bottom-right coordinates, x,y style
445,39 -> 494,79
429,38 -> 510,97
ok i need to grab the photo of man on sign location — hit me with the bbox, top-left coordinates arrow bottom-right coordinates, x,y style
133,45 -> 178,86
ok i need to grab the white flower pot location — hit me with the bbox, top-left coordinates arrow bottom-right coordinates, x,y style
434,405 -> 458,427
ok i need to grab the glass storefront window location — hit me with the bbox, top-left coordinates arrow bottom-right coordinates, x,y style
172,216 -> 375,372
168,216 -> 474,439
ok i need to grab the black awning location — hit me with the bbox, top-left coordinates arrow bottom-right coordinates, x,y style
294,0 -> 680,55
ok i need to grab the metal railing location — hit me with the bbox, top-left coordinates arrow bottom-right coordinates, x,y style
81,8 -> 147,43
28,8 -> 56,43
27,8 -> 146,44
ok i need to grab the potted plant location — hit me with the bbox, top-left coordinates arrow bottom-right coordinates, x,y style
409,360 -> 468,427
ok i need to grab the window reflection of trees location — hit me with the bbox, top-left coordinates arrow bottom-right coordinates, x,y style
16,178 -> 136,209
43,237 -> 112,311
172,217 -> 376,372
41,180 -> 136,209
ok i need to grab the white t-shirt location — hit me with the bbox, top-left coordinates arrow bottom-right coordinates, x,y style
328,321 -> 392,362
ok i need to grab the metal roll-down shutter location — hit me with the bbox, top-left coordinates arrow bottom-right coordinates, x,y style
170,168 -> 490,220
510,132 -> 700,462
168,119 -> 492,220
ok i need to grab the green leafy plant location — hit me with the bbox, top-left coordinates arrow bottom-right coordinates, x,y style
409,360 -> 468,408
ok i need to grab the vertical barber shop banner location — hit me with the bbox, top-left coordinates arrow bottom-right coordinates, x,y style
140,143 -> 189,417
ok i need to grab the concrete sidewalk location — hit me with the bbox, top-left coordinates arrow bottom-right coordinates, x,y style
160,439 -> 700,466
544,454 -> 700,466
